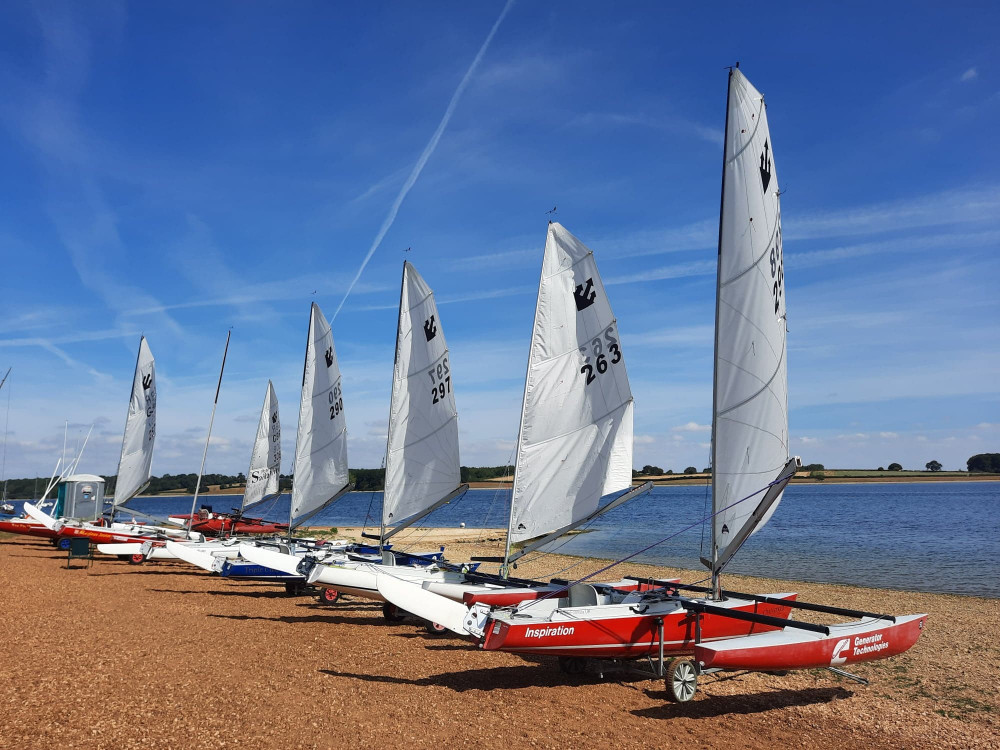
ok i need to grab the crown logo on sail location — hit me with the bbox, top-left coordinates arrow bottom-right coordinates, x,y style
141,373 -> 152,391
759,140 -> 772,192
271,411 -> 278,424
574,278 -> 597,311
324,346 -> 334,368
423,315 -> 437,342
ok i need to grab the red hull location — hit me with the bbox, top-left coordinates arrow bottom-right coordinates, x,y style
55,525 -> 157,545
696,614 -> 927,671
0,518 -> 60,540
482,595 -> 797,659
170,515 -> 287,535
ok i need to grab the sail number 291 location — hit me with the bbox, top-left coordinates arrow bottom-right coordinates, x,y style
769,221 -> 784,315
429,357 -> 451,405
580,325 -> 622,385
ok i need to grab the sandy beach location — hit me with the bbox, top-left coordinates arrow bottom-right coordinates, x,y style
1,532 -> 997,749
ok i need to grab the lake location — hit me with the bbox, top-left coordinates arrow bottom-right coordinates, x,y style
14,480 -> 998,597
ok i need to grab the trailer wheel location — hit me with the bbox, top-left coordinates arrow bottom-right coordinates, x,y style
58,538 -> 72,551
665,659 -> 698,703
382,602 -> 405,623
318,588 -> 341,605
130,553 -> 145,565
426,621 -> 447,635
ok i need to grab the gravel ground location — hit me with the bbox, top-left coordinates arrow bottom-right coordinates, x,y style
1,533 -> 997,749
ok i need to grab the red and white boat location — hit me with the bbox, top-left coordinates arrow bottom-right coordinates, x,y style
378,67 -> 928,702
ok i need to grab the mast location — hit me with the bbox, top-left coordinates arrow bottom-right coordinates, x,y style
501,224 -> 549,577
380,261 -> 408,547
186,331 -> 231,538
288,306 -> 314,536
711,65 -> 736,601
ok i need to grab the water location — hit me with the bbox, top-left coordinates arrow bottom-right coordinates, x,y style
13,481 -> 998,597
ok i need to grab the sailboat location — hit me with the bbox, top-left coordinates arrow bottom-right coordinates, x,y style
163,380 -> 288,536
239,263 -> 467,599
100,379 -> 287,561
24,338 -> 198,545
377,66 -> 926,702
199,303 -> 367,585
378,222 -> 654,610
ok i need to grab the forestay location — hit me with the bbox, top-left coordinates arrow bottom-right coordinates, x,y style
508,222 -> 634,546
242,380 -> 281,511
712,68 -> 790,563
114,337 -> 156,510
290,303 -> 349,526
383,262 -> 461,528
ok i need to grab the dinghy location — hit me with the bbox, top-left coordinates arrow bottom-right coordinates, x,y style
378,66 -> 926,701
252,262 -> 473,602
374,223 -> 652,613
218,303 -> 356,583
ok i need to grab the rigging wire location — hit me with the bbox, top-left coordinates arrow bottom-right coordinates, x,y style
517,475 -> 783,610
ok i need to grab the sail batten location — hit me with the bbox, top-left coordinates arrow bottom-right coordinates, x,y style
114,337 -> 156,510
290,303 -> 349,526
711,68 -> 790,570
382,262 -> 462,529
242,380 -> 281,511
507,223 -> 634,547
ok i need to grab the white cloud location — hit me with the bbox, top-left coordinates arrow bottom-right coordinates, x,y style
672,422 -> 711,433
633,434 -> 657,444
960,67 -> 978,82
879,431 -> 899,439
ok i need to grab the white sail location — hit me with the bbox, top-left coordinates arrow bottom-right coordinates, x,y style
711,68 -> 790,563
114,337 -> 156,509
242,380 -> 281,511
290,303 -> 349,525
383,262 -> 461,527
508,222 -> 634,546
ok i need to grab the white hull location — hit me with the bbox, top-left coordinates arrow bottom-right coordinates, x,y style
308,561 -> 467,603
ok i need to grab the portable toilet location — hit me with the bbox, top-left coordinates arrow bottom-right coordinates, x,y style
55,474 -> 106,520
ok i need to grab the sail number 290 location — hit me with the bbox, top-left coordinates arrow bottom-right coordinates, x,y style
580,325 -> 622,385
328,385 -> 343,420
429,357 -> 451,405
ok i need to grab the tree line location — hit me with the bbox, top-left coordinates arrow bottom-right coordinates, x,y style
1,464 -> 519,499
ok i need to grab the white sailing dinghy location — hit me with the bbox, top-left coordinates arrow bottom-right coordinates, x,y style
25,337 -> 198,546
222,302 -> 357,582
393,221 -> 653,609
102,379 -> 286,561
377,67 -> 925,702
249,262 -> 469,602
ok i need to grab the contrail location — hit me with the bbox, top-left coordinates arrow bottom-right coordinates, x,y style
334,0 -> 515,319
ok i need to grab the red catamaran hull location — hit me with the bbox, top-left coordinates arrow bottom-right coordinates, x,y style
0,518 -> 60,540
482,595 -> 797,659
696,614 -> 927,671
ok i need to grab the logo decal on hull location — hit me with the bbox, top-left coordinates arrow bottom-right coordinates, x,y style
830,638 -> 851,665
525,625 -> 575,639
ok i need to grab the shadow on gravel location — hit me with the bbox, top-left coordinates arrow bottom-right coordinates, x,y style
208,612 -> 378,626
319,663 -> 606,692
87,569 -> 205,577
632,686 -> 853,719
150,587 -> 294,598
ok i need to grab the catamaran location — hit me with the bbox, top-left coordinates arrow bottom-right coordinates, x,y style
167,303 -> 385,590
239,262 -> 470,604
24,337 -> 201,546
376,66 -> 926,702
99,379 -> 287,561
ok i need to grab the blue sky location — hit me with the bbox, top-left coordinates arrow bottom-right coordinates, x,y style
1,1 -> 997,480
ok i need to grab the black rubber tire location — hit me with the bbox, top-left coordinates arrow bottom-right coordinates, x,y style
129,553 -> 145,565
426,621 -> 447,635
382,602 -> 405,623
558,657 -> 585,675
57,538 -> 72,551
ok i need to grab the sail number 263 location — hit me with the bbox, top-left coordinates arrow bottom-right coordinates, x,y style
429,357 -> 451,405
580,326 -> 622,385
